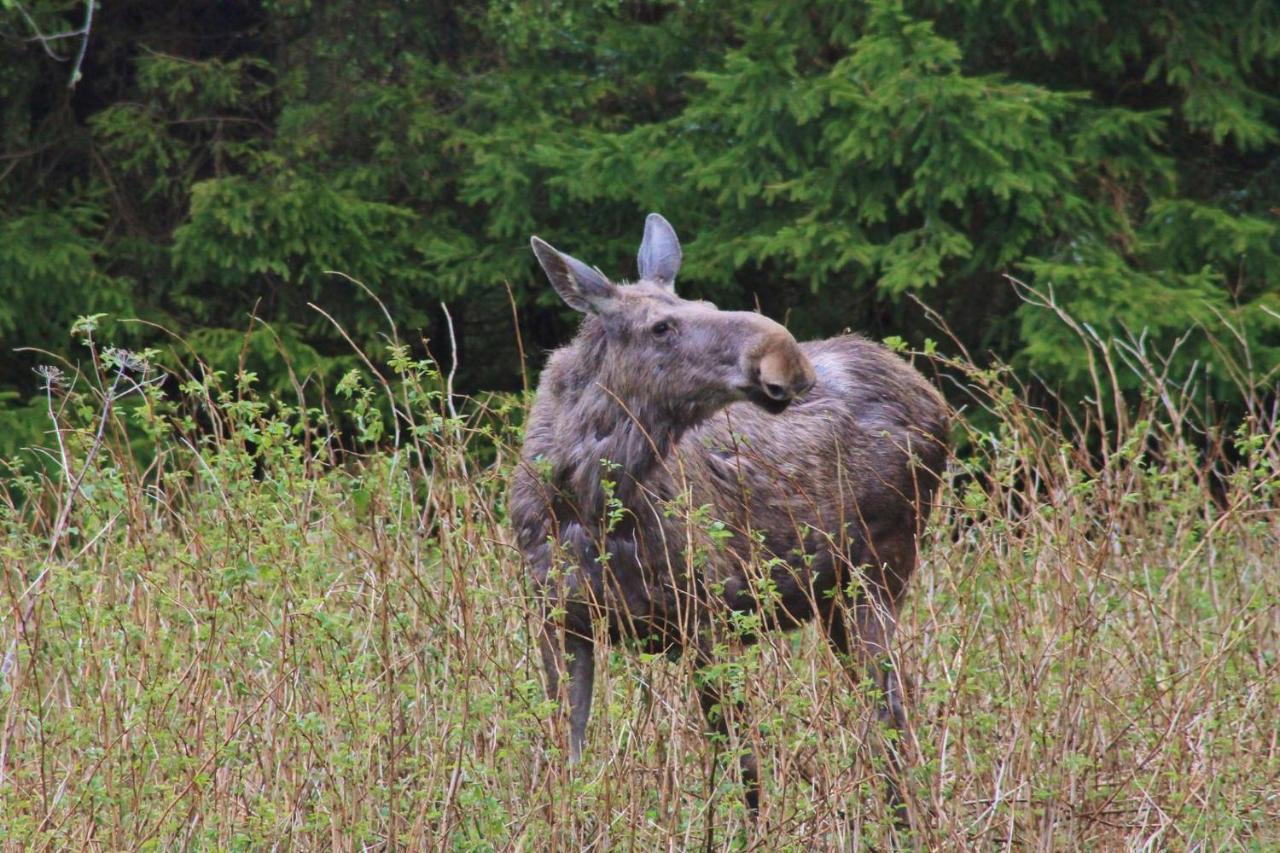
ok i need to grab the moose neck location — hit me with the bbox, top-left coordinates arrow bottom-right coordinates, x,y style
552,322 -> 701,521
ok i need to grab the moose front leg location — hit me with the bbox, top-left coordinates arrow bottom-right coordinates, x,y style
539,621 -> 595,762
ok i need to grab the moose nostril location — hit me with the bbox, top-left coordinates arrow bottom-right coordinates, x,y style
764,382 -> 788,400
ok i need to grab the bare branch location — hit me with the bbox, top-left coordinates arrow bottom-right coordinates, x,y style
8,0 -> 95,84
10,0 -> 69,60
68,0 -> 94,88
439,301 -> 460,422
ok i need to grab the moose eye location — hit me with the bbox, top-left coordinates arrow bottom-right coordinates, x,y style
651,321 -> 671,336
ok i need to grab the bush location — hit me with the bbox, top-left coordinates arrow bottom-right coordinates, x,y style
1,301 -> 1275,847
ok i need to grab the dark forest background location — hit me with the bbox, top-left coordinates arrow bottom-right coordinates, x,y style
3,0 -> 1278,452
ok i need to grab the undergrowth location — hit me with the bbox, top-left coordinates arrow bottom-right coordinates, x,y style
1,305 -> 1277,849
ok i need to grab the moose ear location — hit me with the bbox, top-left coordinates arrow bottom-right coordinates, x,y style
530,236 -> 617,314
636,213 -> 682,291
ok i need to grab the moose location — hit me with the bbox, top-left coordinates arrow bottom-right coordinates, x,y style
510,214 -> 949,817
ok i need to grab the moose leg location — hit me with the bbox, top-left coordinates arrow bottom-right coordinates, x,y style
821,592 -> 909,819
693,650 -> 760,815
539,621 -> 595,762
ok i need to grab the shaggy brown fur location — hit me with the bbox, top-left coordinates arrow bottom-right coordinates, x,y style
511,214 -> 949,815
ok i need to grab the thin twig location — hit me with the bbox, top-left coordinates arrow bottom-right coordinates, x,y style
67,0 -> 94,88
325,270 -> 401,350
10,0 -> 69,60
504,281 -> 529,395
307,301 -> 404,450
439,302 -> 460,422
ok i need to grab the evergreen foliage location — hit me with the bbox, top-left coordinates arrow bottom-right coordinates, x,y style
2,0 -> 1278,448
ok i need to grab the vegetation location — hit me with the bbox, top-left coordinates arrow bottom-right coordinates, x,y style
3,0 -> 1278,846
3,0 -> 1279,450
1,307 -> 1276,847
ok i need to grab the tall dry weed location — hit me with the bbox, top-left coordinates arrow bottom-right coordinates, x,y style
1,300 -> 1276,849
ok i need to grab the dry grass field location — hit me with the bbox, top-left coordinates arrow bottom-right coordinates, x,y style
2,314 -> 1277,849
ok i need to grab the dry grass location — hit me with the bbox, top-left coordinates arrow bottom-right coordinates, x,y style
1,311 -> 1277,850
